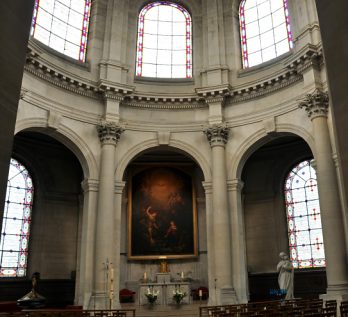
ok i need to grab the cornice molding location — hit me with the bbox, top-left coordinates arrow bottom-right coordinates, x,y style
25,42 -> 323,108
24,63 -> 99,99
228,73 -> 302,104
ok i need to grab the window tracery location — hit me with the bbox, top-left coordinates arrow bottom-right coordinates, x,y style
0,159 -> 34,277
239,0 -> 293,68
284,160 -> 325,269
135,1 -> 192,78
30,0 -> 91,62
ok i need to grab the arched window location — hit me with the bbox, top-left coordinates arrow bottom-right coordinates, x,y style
30,0 -> 91,62
284,160 -> 325,269
135,1 -> 192,78
239,0 -> 293,68
0,159 -> 34,277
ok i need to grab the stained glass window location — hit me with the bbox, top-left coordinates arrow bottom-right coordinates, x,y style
135,1 -> 192,78
284,160 -> 325,269
30,0 -> 91,62
239,0 -> 293,68
0,159 -> 34,277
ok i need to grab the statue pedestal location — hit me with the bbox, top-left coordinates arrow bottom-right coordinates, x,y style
156,273 -> 171,284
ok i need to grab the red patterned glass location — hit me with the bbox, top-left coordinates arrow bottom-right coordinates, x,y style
239,0 -> 293,68
30,0 -> 91,62
136,1 -> 192,78
284,160 -> 325,269
0,159 -> 34,277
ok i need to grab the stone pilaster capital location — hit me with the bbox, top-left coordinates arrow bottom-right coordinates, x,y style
97,120 -> 125,145
202,181 -> 213,194
299,89 -> 329,120
227,179 -> 244,192
81,178 -> 99,193
203,124 -> 229,147
114,181 -> 126,194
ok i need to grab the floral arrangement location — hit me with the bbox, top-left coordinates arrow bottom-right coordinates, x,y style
173,289 -> 187,304
145,287 -> 159,304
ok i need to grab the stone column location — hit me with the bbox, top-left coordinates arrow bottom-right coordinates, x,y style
299,90 -> 348,298
204,125 -> 237,305
78,179 -> 99,308
202,181 -> 216,305
228,179 -> 249,303
112,180 -> 126,308
92,121 -> 124,308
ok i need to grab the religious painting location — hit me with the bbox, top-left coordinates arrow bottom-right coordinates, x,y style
128,165 -> 198,259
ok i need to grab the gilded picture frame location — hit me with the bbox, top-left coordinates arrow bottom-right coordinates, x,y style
127,165 -> 198,260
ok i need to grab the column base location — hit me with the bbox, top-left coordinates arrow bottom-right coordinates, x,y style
88,292 -> 118,309
220,287 -> 238,305
320,284 -> 348,302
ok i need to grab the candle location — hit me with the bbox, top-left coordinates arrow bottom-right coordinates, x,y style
199,289 -> 203,297
181,271 -> 184,278
144,272 -> 147,280
110,267 -> 114,280
110,281 -> 114,291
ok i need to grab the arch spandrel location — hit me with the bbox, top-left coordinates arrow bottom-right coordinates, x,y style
14,119 -> 98,180
227,125 -> 316,181
115,138 -> 211,183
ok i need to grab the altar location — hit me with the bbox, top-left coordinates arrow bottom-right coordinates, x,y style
139,281 -> 191,305
138,272 -> 191,305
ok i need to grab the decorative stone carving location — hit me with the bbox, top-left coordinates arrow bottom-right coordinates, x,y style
203,124 -> 229,146
299,89 -> 329,119
97,121 -> 124,144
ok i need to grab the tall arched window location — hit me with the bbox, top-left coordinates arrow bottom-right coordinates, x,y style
135,1 -> 192,78
239,0 -> 293,68
284,160 -> 325,269
30,0 -> 91,62
0,159 -> 34,277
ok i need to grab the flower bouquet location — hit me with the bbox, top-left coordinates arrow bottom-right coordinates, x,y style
145,287 -> 159,304
173,289 -> 187,304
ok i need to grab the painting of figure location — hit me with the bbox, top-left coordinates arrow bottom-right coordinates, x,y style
128,166 -> 198,259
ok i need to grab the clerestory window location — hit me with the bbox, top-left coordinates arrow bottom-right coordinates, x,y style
284,160 -> 325,269
135,1 -> 192,78
239,0 -> 293,68
0,159 -> 34,277
30,0 -> 91,62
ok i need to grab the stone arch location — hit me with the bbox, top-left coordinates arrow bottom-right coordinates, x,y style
115,139 -> 211,182
228,124 -> 315,181
134,0 -> 199,17
15,119 -> 98,180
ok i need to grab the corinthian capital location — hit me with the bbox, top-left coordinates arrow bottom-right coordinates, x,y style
299,89 -> 329,119
203,124 -> 229,147
97,121 -> 124,144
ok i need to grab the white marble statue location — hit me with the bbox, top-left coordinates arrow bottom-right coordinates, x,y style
277,252 -> 294,300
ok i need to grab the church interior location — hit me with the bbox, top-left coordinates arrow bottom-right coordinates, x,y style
0,1 -> 348,316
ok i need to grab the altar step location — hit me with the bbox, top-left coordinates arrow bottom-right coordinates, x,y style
121,302 -> 206,317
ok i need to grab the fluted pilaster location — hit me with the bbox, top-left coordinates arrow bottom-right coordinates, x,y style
204,125 -> 236,304
92,121 -> 124,308
299,90 -> 348,296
